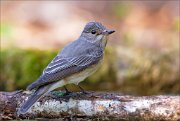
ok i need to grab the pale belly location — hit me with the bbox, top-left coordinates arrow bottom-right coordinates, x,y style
48,61 -> 102,92
66,63 -> 100,85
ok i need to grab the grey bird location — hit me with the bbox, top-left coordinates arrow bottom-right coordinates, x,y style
18,21 -> 115,114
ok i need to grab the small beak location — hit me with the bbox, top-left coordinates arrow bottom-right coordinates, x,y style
106,30 -> 115,35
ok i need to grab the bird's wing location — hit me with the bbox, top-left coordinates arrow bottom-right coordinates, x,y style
27,50 -> 103,90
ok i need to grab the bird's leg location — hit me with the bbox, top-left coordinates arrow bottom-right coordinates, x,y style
78,85 -> 88,94
64,86 -> 71,95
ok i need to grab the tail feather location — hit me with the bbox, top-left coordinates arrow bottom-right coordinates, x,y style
18,86 -> 49,115
18,80 -> 66,115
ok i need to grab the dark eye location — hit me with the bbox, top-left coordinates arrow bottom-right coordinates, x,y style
91,30 -> 96,34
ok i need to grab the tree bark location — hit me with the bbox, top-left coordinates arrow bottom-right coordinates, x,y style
0,90 -> 179,121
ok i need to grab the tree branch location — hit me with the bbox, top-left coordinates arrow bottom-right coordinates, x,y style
0,90 -> 179,120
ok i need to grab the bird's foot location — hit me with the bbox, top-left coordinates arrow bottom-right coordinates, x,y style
64,86 -> 72,95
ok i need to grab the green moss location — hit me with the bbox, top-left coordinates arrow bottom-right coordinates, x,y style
0,49 -> 58,91
50,91 -> 65,96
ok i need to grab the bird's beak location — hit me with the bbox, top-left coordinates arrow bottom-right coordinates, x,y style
103,30 -> 115,35
107,30 -> 115,34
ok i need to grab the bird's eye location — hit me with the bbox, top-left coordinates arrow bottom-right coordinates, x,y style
91,30 -> 96,34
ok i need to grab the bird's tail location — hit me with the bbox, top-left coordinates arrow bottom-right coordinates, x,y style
18,86 -> 50,115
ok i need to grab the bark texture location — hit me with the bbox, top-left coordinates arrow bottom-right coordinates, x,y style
0,90 -> 180,121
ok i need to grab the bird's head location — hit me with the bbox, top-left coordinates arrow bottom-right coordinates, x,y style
80,21 -> 115,46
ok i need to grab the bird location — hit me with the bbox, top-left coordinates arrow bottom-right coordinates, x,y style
18,21 -> 115,114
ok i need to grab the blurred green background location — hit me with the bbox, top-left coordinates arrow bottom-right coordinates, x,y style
0,1 -> 179,95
